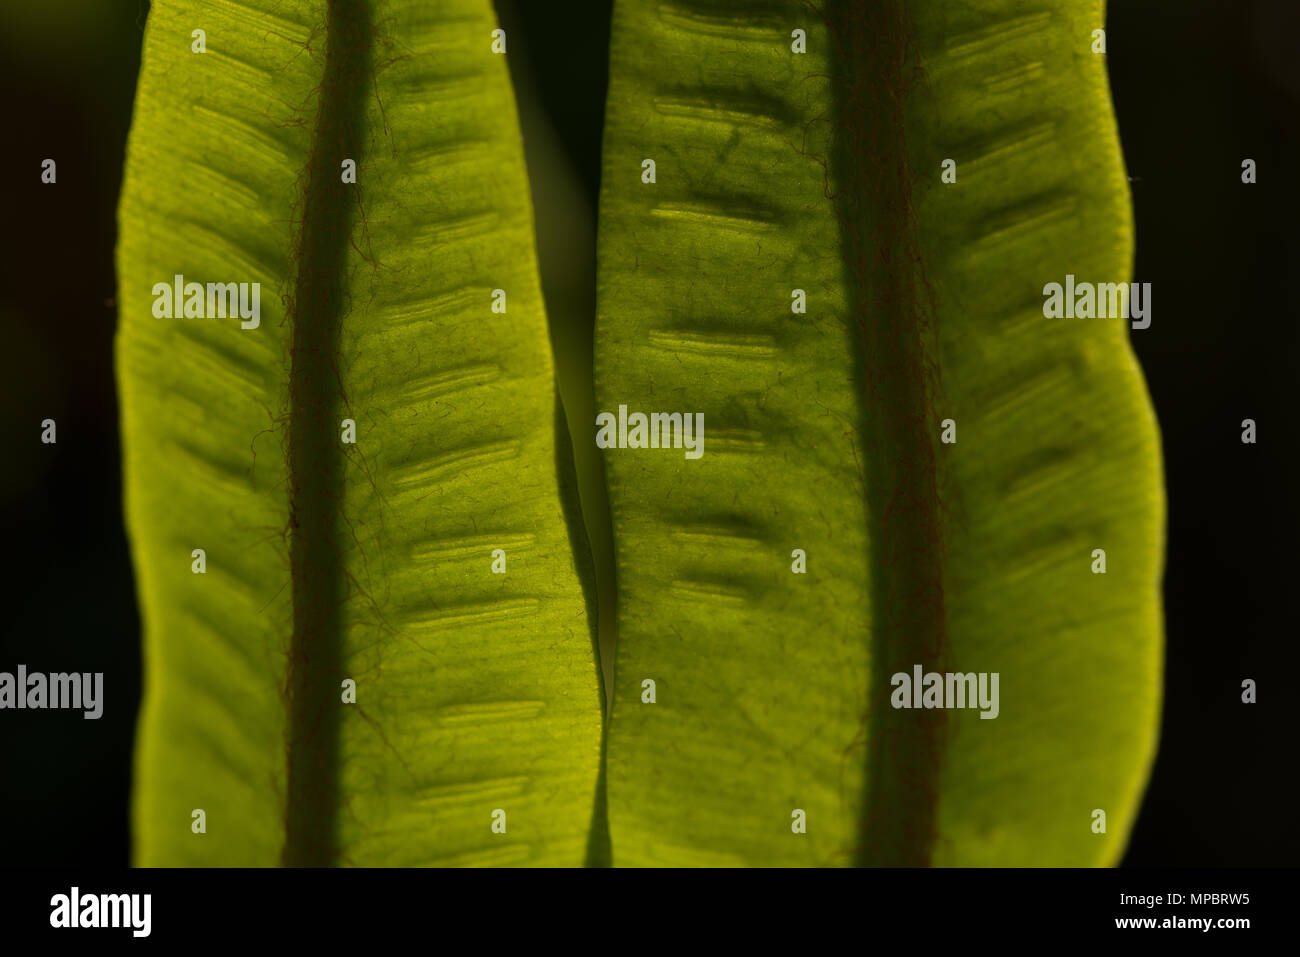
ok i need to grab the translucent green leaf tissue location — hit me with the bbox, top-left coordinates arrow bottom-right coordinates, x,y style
594,0 -> 1163,866
116,0 -> 604,866
115,0 -> 1163,868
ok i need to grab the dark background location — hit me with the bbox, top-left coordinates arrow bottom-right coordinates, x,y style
1,0 -> 1295,867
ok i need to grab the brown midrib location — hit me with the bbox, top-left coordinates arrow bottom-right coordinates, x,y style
282,0 -> 373,867
826,0 -> 950,866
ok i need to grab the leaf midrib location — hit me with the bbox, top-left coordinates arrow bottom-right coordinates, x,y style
282,0 -> 373,868
827,0 -> 949,866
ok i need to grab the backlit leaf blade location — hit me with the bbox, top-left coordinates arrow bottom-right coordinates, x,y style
116,0 -> 603,866
594,0 -> 1163,866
